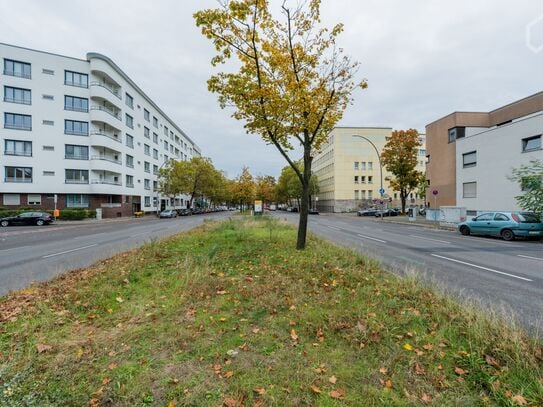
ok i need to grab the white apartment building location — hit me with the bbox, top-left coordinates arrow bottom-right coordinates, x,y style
313,127 -> 426,212
456,112 -> 543,213
0,43 -> 201,217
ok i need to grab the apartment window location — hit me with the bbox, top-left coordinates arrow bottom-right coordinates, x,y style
361,176 -> 366,184
462,151 -> 477,168
153,180 -> 158,191
164,140 -> 169,150
153,133 -> 158,144
125,93 -> 134,109
4,59 -> 31,79
126,154 -> 134,168
367,162 -> 373,171
144,179 -> 151,190
64,95 -> 88,112
28,194 -> 41,205
126,134 -> 134,148
64,70 -> 88,88
153,116 -> 158,128
360,162 -> 366,171
463,182 -> 477,198
144,144 -> 150,156
3,194 -> 21,205
125,114 -> 134,129
144,161 -> 150,173
144,109 -> 150,122
354,176 -> 359,184
5,140 -> 32,156
153,148 -> 158,159
126,175 -> 134,188
4,113 -> 31,130
66,194 -> 89,208
42,68 -> 54,75
144,126 -> 150,139
65,144 -> 89,160
368,176 -> 373,184
64,120 -> 88,136
164,155 -> 169,162
354,161 -> 359,170
367,190 -> 373,200
144,196 -> 151,207
65,169 -> 89,184
4,86 -> 31,105
153,164 -> 158,174
5,166 -> 32,183
354,190 -> 359,200
522,135 -> 541,152
361,190 -> 366,199
42,120 -> 54,126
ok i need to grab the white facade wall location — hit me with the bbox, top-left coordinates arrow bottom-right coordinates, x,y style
0,43 -> 200,213
456,113 -> 543,212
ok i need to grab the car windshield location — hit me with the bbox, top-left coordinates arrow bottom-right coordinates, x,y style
518,212 -> 540,223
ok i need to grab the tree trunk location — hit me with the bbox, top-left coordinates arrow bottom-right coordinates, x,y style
400,189 -> 407,214
296,144 -> 312,250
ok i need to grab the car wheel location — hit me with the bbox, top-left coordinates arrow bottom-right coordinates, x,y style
0,220 -> 8,227
501,229 -> 515,241
459,226 -> 470,236
36,219 -> 44,226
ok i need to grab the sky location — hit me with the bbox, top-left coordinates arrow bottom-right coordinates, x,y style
1,0 -> 542,178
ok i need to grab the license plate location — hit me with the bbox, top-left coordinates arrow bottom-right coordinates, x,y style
528,231 -> 540,235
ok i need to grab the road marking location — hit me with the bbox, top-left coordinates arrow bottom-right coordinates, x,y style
517,254 -> 543,261
408,234 -> 451,244
357,234 -> 387,243
430,254 -> 532,282
132,231 -> 151,238
326,225 -> 342,231
42,244 -> 98,259
0,245 -> 31,253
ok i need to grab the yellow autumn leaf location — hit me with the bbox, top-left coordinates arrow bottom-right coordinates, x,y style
403,343 -> 413,351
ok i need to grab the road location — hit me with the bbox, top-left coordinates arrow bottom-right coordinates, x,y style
0,212 -> 230,296
274,212 -> 543,332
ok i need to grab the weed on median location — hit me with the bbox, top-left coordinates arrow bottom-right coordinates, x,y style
0,216 -> 542,406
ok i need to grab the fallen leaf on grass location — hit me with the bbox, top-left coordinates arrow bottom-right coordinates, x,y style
108,363 -> 118,371
223,371 -> 234,378
380,379 -> 393,389
253,387 -> 266,396
328,375 -> 337,384
316,328 -> 325,342
414,363 -> 426,375
511,394 -> 528,405
454,367 -> 468,376
420,393 -> 432,403
309,384 -> 322,394
168,401 -> 175,407
403,343 -> 413,351
379,367 -> 388,374
76,348 -> 84,358
252,328 -> 260,334
329,388 -> 345,399
102,377 -> 111,385
290,328 -> 298,342
216,290 -> 227,295
223,398 -> 238,407
36,343 -> 52,353
115,297 -> 124,303
485,354 -> 500,368
423,344 -> 434,351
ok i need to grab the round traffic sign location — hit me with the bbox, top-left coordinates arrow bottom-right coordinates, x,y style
432,190 -> 438,196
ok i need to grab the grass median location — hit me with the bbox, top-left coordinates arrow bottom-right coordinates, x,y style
0,216 -> 542,406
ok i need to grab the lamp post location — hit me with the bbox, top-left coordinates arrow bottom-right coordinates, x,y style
352,135 -> 385,213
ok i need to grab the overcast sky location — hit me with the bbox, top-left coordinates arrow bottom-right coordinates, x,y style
1,0 -> 542,177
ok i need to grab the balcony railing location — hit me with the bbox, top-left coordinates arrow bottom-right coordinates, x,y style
91,179 -> 121,186
90,105 -> 121,120
65,154 -> 89,160
90,81 -> 121,99
126,183 -> 134,188
4,150 -> 32,157
65,129 -> 88,136
90,131 -> 121,143
65,105 -> 89,113
65,179 -> 89,184
126,141 -> 134,149
126,162 -> 134,168
4,70 -> 31,79
91,155 -> 122,165
4,97 -> 31,105
64,80 -> 88,88
5,123 -> 32,131
4,177 -> 32,183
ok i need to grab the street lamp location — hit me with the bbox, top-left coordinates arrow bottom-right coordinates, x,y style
352,135 -> 384,199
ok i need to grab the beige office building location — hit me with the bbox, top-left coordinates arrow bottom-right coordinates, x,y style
313,127 -> 426,213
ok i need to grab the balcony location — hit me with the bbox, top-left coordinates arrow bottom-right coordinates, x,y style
90,82 -> 122,110
91,179 -> 121,186
65,179 -> 89,184
4,70 -> 31,79
4,97 -> 31,105
65,105 -> 89,113
65,154 -> 89,160
90,105 -> 120,120
4,150 -> 32,157
4,123 -> 31,131
90,131 -> 122,151
126,182 -> 134,188
90,106 -> 122,132
4,177 -> 32,183
91,155 -> 122,165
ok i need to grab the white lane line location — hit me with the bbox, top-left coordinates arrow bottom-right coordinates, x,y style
431,254 -> 532,282
326,225 -> 342,231
0,245 -> 31,253
409,234 -> 451,244
357,234 -> 387,243
42,244 -> 98,259
518,254 -> 543,261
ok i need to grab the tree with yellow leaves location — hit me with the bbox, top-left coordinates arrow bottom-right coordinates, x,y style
230,166 -> 257,210
194,0 -> 365,249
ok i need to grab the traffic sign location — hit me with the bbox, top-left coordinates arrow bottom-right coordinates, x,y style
432,190 -> 438,196
379,188 -> 385,196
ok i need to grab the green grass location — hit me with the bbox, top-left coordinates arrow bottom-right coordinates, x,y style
1,217 -> 542,406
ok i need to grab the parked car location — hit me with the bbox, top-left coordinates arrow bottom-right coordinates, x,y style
458,212 -> 543,241
308,208 -> 319,215
159,209 -> 178,219
357,208 -> 378,217
177,209 -> 192,216
0,212 -> 54,227
375,209 -> 400,217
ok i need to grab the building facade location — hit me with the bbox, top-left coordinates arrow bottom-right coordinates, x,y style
426,92 -> 543,212
0,43 -> 200,217
313,127 -> 426,212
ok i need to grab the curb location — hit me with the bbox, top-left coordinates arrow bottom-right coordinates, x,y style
381,219 -> 457,231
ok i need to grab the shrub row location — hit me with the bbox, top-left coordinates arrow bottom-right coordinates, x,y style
0,208 -> 96,220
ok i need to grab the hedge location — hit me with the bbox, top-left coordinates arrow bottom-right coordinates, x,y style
0,208 -> 96,220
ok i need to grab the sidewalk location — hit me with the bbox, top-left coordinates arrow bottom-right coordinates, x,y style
380,216 -> 457,230
54,215 -> 154,226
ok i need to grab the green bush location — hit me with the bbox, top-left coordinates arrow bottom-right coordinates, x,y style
0,207 -> 46,218
58,209 -> 96,220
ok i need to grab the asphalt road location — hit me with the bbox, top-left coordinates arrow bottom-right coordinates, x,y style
0,212 -> 230,296
274,212 -> 543,332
